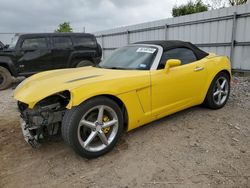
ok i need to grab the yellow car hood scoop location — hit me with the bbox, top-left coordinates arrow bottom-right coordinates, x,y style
65,75 -> 101,83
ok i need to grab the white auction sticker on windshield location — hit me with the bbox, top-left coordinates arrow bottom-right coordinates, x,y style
136,47 -> 156,53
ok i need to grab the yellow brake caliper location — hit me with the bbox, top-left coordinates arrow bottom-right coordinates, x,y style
102,115 -> 111,134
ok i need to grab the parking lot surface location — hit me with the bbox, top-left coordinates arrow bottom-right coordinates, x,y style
0,77 -> 249,188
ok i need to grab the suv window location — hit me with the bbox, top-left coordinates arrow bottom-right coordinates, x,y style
21,38 -> 47,49
73,37 -> 95,48
8,36 -> 19,49
53,37 -> 72,48
158,48 -> 197,69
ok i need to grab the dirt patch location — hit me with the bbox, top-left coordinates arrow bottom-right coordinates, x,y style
0,77 -> 250,188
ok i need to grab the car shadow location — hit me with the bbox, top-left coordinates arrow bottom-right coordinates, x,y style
129,106 -> 208,132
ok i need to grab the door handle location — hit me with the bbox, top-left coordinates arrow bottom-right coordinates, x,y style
194,66 -> 204,71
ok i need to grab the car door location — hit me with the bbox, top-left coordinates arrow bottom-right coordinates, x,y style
51,36 -> 73,69
17,37 -> 52,74
151,48 -> 207,117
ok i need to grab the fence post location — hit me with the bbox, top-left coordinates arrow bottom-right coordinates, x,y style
127,30 -> 130,44
230,12 -> 237,65
101,35 -> 104,59
101,34 -> 104,48
165,24 -> 168,40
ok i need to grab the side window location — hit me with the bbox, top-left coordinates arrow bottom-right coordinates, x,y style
158,48 -> 197,69
21,38 -> 47,49
53,37 -> 72,48
73,37 -> 96,48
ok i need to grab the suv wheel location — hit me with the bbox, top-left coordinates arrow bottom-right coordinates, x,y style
76,60 -> 94,67
0,66 -> 12,90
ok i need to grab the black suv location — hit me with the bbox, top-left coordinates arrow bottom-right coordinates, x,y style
0,33 -> 102,90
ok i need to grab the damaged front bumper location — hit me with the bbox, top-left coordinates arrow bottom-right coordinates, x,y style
20,119 -> 41,148
17,91 -> 70,148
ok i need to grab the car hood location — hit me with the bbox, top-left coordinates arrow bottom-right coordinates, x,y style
14,66 -> 150,108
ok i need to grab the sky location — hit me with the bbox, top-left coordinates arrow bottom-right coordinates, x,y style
0,0 -> 192,43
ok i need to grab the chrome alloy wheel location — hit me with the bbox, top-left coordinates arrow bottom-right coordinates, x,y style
77,105 -> 119,152
213,76 -> 229,106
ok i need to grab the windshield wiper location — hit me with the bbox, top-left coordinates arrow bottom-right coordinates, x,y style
97,65 -> 133,70
110,67 -> 124,69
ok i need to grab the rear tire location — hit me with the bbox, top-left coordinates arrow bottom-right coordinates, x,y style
75,60 -> 94,67
0,66 -> 12,90
203,72 -> 230,109
61,97 -> 124,158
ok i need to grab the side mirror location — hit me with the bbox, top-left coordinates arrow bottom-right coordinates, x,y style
164,59 -> 181,72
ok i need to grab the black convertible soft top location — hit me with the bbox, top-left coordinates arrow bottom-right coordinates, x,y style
135,40 -> 208,60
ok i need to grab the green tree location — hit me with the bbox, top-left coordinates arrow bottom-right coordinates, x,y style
172,0 -> 209,17
228,0 -> 248,5
55,22 -> 73,32
205,0 -> 227,9
206,0 -> 248,9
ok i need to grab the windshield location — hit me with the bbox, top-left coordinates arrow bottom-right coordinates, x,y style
8,36 -> 19,49
99,45 -> 157,70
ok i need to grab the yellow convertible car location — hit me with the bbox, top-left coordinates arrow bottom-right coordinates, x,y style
14,40 -> 231,158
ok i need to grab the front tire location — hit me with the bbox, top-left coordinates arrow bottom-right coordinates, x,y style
0,66 -> 12,90
61,97 -> 124,158
203,72 -> 230,109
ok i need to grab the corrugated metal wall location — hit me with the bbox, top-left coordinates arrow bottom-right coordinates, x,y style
94,3 -> 250,71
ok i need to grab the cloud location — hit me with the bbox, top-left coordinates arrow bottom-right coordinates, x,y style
0,0 -> 188,43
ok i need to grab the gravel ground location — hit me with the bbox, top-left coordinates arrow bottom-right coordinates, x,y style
0,76 -> 249,188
